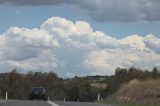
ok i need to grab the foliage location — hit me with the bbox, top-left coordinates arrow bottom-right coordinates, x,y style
101,67 -> 160,97
0,70 -> 64,100
65,77 -> 97,101
0,66 -> 159,102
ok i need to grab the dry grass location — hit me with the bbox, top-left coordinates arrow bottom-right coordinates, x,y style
113,79 -> 160,105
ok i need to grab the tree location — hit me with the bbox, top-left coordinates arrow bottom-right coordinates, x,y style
66,86 -> 79,101
65,78 -> 97,101
115,67 -> 128,82
152,67 -> 158,78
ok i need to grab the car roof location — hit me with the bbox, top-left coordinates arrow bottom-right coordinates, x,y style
32,87 -> 45,90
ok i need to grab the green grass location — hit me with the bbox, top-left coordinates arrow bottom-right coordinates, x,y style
97,99 -> 158,106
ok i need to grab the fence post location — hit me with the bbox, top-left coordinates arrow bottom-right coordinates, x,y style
6,92 -> 8,100
98,93 -> 100,101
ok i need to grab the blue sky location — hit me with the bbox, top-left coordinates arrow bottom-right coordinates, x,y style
0,0 -> 160,77
0,5 -> 160,38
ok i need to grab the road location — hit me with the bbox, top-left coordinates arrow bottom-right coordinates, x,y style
55,101 -> 110,106
0,100 -> 110,106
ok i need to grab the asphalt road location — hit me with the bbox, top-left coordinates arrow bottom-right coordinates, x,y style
0,100 -> 110,106
55,101 -> 110,106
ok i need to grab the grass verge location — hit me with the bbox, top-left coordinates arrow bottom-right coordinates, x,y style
97,99 -> 158,106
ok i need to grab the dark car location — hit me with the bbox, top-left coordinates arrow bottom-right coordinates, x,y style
29,87 -> 48,100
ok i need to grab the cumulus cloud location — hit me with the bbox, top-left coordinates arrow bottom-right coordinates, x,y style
1,0 -> 160,22
144,34 -> 160,53
0,17 -> 160,77
0,26 -> 59,61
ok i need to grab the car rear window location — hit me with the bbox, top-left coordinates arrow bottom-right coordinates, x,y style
32,88 -> 44,92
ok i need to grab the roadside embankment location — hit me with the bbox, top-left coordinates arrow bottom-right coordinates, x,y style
99,79 -> 160,106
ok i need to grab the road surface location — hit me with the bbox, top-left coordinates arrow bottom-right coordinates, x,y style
0,100 -> 110,106
55,101 -> 110,106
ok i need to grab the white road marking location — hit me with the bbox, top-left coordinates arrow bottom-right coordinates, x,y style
47,101 -> 59,106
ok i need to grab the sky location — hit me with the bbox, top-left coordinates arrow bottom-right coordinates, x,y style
0,0 -> 160,78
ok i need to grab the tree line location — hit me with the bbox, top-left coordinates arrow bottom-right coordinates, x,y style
0,67 -> 159,101
0,69 -> 97,101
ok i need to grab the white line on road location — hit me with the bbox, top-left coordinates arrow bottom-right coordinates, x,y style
47,101 -> 59,106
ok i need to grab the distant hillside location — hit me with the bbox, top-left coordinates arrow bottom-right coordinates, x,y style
113,79 -> 160,105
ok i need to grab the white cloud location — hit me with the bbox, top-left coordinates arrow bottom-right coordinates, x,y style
0,17 -> 159,77
119,35 -> 145,51
144,34 -> 160,53
65,73 -> 76,78
84,47 -> 160,75
0,26 -> 59,62
41,17 -> 74,38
